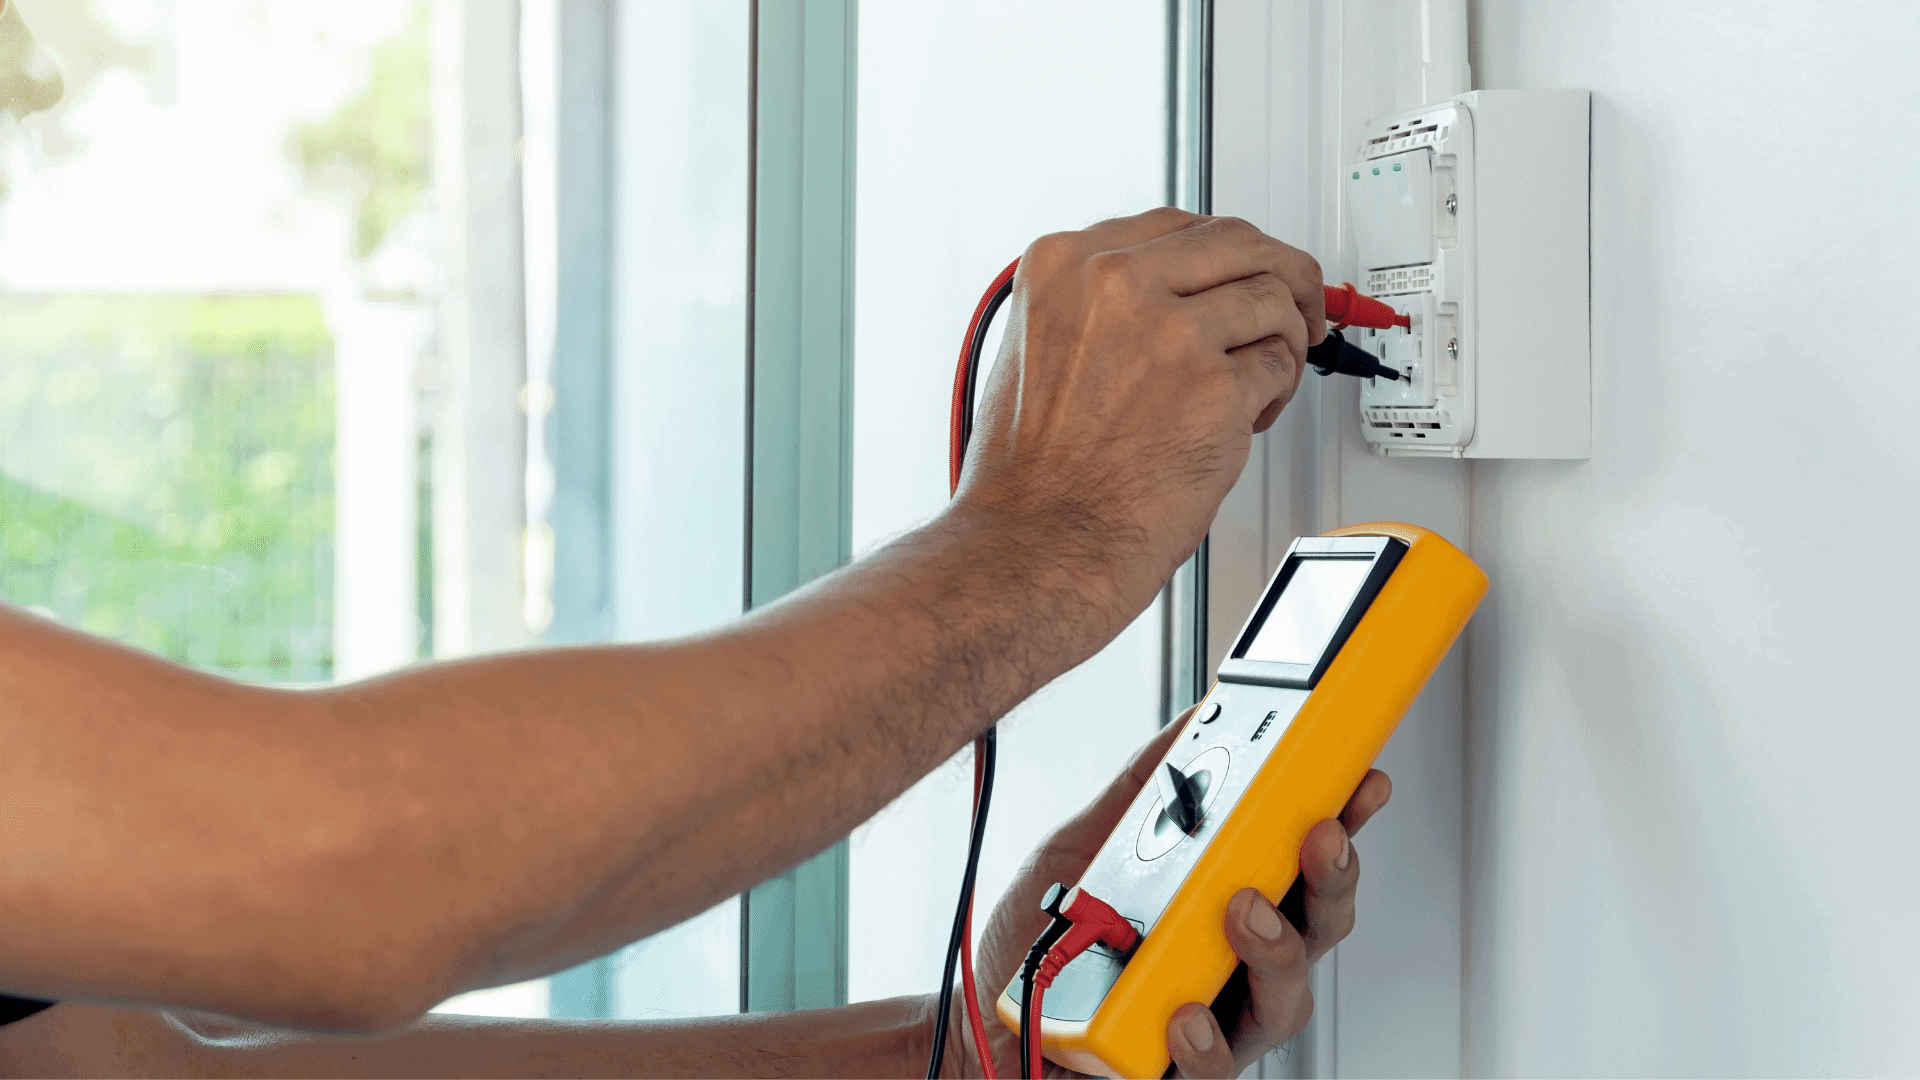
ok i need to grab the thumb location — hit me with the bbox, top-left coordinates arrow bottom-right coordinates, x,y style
1168,1002 -> 1236,1079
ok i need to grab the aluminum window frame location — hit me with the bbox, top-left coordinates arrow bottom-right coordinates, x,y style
741,0 -> 858,1014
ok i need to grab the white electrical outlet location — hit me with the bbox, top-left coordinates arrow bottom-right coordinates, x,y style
1347,90 -> 1591,459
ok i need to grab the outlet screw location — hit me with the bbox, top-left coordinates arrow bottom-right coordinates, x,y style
1447,338 -> 1459,360
1446,193 -> 1458,215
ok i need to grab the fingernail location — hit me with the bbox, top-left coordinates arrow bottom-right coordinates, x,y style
1245,896 -> 1285,940
1336,835 -> 1351,871
1181,1009 -> 1215,1052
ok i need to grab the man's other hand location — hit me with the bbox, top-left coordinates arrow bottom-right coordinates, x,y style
958,708 -> 1391,1079
952,209 -> 1324,626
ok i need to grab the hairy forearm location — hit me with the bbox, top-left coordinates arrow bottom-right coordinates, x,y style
0,997 -> 941,1079
0,505 -> 1138,1028
369,506 -> 1137,992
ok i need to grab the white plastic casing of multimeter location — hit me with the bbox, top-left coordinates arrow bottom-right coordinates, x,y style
1347,89 -> 1591,458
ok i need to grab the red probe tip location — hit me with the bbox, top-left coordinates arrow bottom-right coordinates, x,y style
1323,282 -> 1410,331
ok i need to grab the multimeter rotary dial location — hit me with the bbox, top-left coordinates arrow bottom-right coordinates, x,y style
1137,746 -> 1230,861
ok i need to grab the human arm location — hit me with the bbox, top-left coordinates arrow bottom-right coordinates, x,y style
0,209 -> 1325,1032
0,711 -> 1386,1079
0,997 -> 945,1079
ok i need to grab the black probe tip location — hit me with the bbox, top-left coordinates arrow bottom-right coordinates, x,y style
1307,328 -> 1406,383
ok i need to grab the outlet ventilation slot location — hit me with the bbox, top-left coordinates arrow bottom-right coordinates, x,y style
1365,122 -> 1444,158
1366,265 -> 1433,295
1366,408 -> 1445,438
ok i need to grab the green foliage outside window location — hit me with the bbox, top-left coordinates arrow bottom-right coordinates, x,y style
291,2 -> 432,261
0,294 -> 336,682
0,6 -> 432,682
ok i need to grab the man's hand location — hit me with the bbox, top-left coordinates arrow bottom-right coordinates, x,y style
954,209 -> 1325,631
958,709 -> 1391,1079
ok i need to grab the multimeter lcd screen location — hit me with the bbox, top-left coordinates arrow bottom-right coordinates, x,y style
1238,557 -> 1376,666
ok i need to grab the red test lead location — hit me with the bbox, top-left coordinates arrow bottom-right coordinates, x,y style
1324,281 -> 1410,330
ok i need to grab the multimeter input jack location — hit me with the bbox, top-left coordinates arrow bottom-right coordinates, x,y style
1020,884 -> 1140,1080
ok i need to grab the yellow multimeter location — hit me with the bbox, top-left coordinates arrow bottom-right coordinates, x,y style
996,522 -> 1487,1079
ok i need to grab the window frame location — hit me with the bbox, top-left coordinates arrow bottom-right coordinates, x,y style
531,0 -> 1217,1021
740,0 -> 859,1014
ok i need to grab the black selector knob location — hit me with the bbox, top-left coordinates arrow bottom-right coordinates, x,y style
1159,762 -> 1205,835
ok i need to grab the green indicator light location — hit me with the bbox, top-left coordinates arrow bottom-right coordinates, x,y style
1392,163 -> 1402,172
1351,171 -> 1360,180
1371,167 -> 1380,175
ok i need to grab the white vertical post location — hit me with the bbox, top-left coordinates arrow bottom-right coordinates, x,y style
518,0 -> 560,640
431,0 -> 533,659
1395,0 -> 1469,112
330,294 -> 426,681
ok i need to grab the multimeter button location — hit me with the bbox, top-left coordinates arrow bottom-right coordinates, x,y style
1197,701 -> 1222,724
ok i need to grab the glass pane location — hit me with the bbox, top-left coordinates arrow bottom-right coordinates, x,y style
598,0 -> 749,1021
0,0 -> 548,1017
849,0 -> 1171,1003
482,0 -> 752,1022
0,0 -> 746,1023
0,1 -> 433,683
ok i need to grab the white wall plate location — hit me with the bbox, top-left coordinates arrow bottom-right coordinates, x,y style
1348,90 -> 1591,459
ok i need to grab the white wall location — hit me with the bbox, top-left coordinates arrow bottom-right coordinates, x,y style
1465,2 -> 1920,1075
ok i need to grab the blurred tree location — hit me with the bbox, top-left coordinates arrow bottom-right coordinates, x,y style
291,3 -> 433,260
0,0 -> 156,201
0,2 -> 65,120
